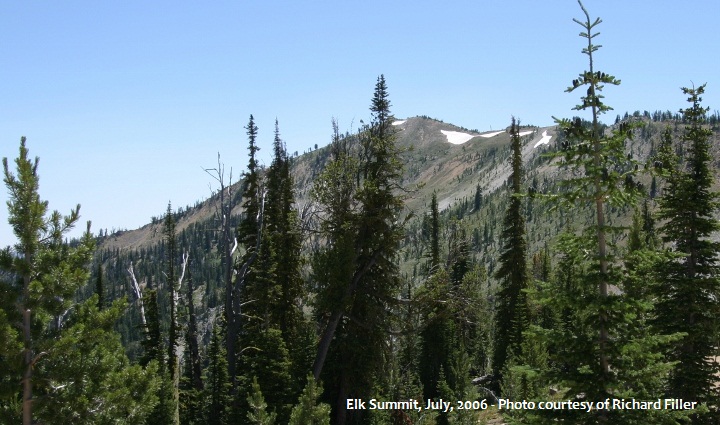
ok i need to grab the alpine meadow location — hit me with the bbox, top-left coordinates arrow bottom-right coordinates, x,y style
4,1 -> 720,424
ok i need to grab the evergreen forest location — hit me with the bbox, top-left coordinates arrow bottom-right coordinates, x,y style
3,2 -> 720,424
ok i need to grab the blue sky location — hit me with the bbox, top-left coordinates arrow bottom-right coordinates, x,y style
2,0 -> 719,243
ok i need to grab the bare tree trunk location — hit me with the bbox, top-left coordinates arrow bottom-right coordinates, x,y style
127,262 -> 147,328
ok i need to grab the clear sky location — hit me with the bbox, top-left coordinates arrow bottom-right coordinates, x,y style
2,0 -> 719,244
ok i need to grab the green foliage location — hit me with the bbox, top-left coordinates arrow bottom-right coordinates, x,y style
140,289 -> 164,367
494,118 -> 530,379
654,85 -> 720,421
247,377 -> 277,425
311,75 -> 407,423
1,138 -> 95,424
1,139 -> 161,424
35,297 -> 161,424
239,328 -> 294,423
419,269 -> 457,401
288,375 -> 331,425
207,320 -> 230,425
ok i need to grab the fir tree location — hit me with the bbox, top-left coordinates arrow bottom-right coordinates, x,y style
493,117 -> 530,380
536,3 -> 683,423
654,85 -> 720,421
207,320 -> 231,425
312,75 -> 406,424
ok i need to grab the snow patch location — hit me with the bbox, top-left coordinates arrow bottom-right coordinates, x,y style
533,130 -> 552,148
392,120 -> 406,126
441,130 -> 477,145
479,130 -> 504,138
518,130 -> 533,137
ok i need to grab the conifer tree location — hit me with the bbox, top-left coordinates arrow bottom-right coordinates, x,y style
0,138 -> 95,425
536,3 -> 683,423
429,192 -> 441,271
654,85 -> 720,420
207,320 -> 231,425
1,138 -> 159,424
312,75 -> 406,424
237,120 -> 306,423
35,297 -> 161,424
140,289 -> 163,367
247,378 -> 276,425
419,269 -> 457,405
180,259 -> 203,425
232,114 -> 264,392
288,376 -> 331,425
493,117 -> 529,380
163,203 -> 181,425
95,264 -> 105,310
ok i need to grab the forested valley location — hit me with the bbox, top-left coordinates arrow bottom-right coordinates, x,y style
3,3 -> 720,424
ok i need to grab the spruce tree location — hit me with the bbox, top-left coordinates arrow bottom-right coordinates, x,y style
654,85 -> 720,421
493,117 -> 529,380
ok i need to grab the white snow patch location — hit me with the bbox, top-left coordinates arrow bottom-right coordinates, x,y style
441,130 -> 476,145
392,120 -> 406,126
533,130 -> 552,148
479,130 -> 504,138
518,130 -> 533,137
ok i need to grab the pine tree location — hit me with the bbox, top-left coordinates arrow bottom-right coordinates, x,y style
654,85 -> 720,421
493,117 -> 529,380
289,376 -> 331,425
34,297 -> 161,424
247,377 -> 277,425
0,138 -> 95,425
